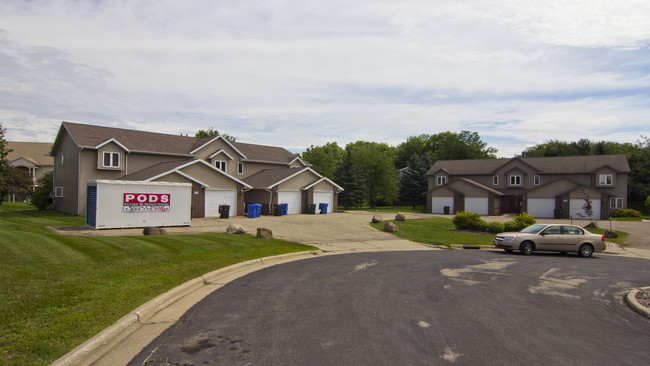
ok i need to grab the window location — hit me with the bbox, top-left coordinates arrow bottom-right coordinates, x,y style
563,226 -> 584,235
55,186 -> 63,197
102,152 -> 120,168
215,160 -> 226,172
610,198 -> 623,209
238,162 -> 244,174
492,176 -> 499,185
534,175 -> 541,185
599,174 -> 613,186
61,155 -> 64,166
437,176 -> 447,185
509,175 -> 521,186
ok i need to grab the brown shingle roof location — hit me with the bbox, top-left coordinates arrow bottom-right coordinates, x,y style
243,168 -> 309,189
427,155 -> 630,176
119,160 -> 192,181
233,141 -> 300,163
7,142 -> 54,166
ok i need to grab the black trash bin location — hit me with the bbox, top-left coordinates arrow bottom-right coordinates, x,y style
443,206 -> 450,214
219,205 -> 230,219
307,203 -> 317,214
273,204 -> 283,216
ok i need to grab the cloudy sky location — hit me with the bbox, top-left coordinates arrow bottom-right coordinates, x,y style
1,0 -> 649,157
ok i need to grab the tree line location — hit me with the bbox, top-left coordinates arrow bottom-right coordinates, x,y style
301,133 -> 650,209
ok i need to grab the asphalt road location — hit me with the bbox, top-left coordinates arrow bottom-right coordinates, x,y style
129,250 -> 650,366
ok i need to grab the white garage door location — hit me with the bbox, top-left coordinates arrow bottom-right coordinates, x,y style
278,191 -> 302,214
313,191 -> 333,214
465,197 -> 488,215
432,197 -> 454,214
205,190 -> 237,217
527,198 -> 556,218
570,199 -> 601,220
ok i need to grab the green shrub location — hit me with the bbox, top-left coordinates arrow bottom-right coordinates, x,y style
645,196 -> 650,212
452,211 -> 483,230
471,219 -> 489,232
610,209 -> 642,218
514,212 -> 536,229
487,221 -> 505,234
30,171 -> 53,210
374,195 -> 393,207
504,221 -> 519,232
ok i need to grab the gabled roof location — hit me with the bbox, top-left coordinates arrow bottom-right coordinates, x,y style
303,176 -> 344,192
119,159 -> 252,188
243,168 -> 311,189
51,122 -> 301,165
6,142 -> 54,166
426,155 -> 630,176
452,178 -> 504,196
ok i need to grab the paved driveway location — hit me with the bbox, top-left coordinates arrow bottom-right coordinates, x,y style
129,251 -> 650,365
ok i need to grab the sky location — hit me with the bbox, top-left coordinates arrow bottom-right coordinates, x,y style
1,0 -> 649,158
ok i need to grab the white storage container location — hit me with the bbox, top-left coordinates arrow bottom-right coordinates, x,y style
86,180 -> 192,229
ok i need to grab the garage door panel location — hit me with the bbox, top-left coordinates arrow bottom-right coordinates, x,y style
527,198 -> 555,218
432,197 -> 454,214
314,191 -> 333,214
464,197 -> 488,215
278,191 -> 301,214
205,190 -> 237,217
570,199 -> 601,219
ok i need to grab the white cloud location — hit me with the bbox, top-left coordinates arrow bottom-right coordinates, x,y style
0,0 -> 649,157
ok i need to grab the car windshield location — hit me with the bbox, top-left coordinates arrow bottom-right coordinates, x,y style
520,224 -> 548,234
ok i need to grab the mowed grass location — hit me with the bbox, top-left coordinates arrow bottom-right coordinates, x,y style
339,204 -> 427,213
0,203 -> 316,366
370,217 -> 495,246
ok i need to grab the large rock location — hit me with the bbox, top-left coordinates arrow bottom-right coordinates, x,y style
584,222 -> 599,229
604,230 -> 618,238
384,222 -> 399,232
395,213 -> 406,221
143,226 -> 167,235
226,224 -> 246,234
371,215 -> 383,223
257,228 -> 273,239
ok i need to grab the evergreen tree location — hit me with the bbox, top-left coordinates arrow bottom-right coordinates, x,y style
399,153 -> 433,208
0,167 -> 31,202
334,151 -> 367,209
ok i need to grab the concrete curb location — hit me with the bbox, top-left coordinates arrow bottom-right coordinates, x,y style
625,287 -> 650,319
51,250 -> 323,366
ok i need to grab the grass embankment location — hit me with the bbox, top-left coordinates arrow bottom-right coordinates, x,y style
0,203 -> 316,366
371,217 -> 629,246
340,205 -> 427,213
371,217 -> 494,246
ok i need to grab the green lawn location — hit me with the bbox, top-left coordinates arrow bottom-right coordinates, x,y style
371,217 -> 629,246
370,218 -> 495,246
0,203 -> 316,366
340,204 -> 427,213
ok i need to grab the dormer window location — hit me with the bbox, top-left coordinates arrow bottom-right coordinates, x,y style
599,174 -> 613,186
509,175 -> 521,186
437,176 -> 447,185
102,152 -> 120,168
215,160 -> 226,172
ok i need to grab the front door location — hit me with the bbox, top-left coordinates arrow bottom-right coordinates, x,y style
501,196 -> 521,214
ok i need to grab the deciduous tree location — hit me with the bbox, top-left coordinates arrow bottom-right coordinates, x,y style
300,142 -> 344,180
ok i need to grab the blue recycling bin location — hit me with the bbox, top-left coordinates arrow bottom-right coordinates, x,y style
248,204 -> 262,218
255,204 -> 262,217
281,203 -> 288,215
319,203 -> 328,214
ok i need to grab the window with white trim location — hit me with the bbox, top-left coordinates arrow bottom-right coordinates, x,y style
599,174 -> 613,186
437,176 -> 447,185
509,175 -> 521,186
61,155 -> 64,166
610,198 -> 623,209
215,160 -> 226,172
238,162 -> 244,174
534,175 -> 541,185
55,186 -> 63,197
492,176 -> 499,185
102,151 -> 120,168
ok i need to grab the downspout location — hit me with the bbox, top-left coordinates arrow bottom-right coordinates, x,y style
77,146 -> 83,216
265,188 -> 273,215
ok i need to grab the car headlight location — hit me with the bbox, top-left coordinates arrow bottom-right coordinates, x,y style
502,236 -> 517,241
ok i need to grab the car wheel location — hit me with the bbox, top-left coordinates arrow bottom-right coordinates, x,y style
504,249 -> 513,254
578,244 -> 594,258
519,241 -> 534,255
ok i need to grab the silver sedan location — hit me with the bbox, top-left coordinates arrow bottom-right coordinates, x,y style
494,224 -> 606,257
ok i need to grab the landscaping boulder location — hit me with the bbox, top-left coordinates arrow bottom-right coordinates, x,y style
143,226 -> 168,235
226,224 -> 246,234
605,230 -> 618,238
257,228 -> 273,239
384,222 -> 399,232
584,222 -> 599,229
371,215 -> 383,223
395,213 -> 406,221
